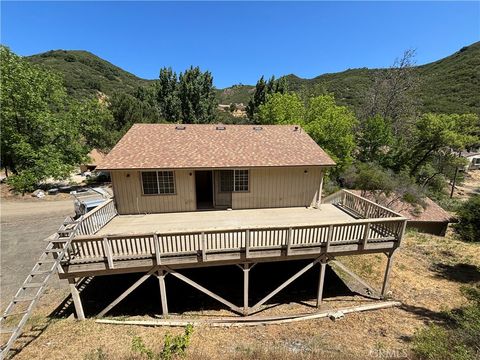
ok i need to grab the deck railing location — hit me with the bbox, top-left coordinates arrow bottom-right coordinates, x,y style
77,199 -> 117,235
322,190 -> 402,219
63,216 -> 406,267
59,190 -> 406,268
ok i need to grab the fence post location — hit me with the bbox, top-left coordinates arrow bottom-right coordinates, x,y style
201,232 -> 206,262
245,229 -> 250,258
361,222 -> 370,250
286,227 -> 292,255
103,237 -> 114,269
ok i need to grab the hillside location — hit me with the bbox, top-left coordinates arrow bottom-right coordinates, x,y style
27,50 -> 152,98
27,42 -> 479,115
218,41 -> 480,115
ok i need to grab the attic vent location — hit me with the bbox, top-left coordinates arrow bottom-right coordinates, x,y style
253,126 -> 263,131
175,125 -> 186,130
216,126 -> 226,130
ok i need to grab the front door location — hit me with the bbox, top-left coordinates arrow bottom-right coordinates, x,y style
195,171 -> 214,209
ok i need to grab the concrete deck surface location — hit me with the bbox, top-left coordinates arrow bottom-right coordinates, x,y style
97,205 -> 356,236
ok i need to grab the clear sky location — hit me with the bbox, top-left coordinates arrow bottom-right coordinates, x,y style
1,1 -> 479,88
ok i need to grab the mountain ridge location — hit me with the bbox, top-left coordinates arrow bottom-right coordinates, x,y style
25,42 -> 480,115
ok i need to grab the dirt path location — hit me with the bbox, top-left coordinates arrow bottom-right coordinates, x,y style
1,199 -> 74,306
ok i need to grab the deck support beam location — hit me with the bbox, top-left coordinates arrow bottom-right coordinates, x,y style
250,257 -> 321,314
68,278 -> 85,320
166,267 -> 243,315
241,263 -> 254,315
316,258 -> 328,307
329,259 -> 378,298
97,267 -> 157,318
157,269 -> 168,316
381,251 -> 396,298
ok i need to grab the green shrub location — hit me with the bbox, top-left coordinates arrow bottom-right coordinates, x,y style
453,195 -> 480,242
412,285 -> 480,360
131,324 -> 193,360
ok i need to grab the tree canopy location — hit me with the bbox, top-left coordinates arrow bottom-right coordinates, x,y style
1,46 -> 90,192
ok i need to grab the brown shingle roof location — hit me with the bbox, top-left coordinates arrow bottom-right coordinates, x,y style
97,124 -> 336,170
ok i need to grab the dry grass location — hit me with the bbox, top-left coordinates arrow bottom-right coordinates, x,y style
7,230 -> 480,360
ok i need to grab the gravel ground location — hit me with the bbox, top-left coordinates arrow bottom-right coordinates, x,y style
0,198 -> 74,307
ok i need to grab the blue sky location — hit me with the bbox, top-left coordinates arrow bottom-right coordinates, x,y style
1,1 -> 479,88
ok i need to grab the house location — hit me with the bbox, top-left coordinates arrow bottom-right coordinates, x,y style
1,123 -> 408,332
97,124 -> 335,214
461,151 -> 480,171
351,191 -> 452,236
80,148 -> 107,173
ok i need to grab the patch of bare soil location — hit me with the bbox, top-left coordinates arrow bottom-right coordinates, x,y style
454,170 -> 480,199
7,231 -> 480,360
0,183 -> 72,202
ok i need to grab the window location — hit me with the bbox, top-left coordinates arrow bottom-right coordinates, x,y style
220,170 -> 234,192
219,169 -> 249,192
234,169 -> 249,191
141,171 -> 175,195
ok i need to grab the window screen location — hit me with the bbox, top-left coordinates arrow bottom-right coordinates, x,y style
219,170 -> 234,192
141,171 -> 159,194
234,170 -> 249,191
158,171 -> 175,194
141,171 -> 175,195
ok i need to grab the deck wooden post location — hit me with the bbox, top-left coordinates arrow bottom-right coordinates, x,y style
316,258 -> 327,307
245,230 -> 250,258
381,251 -> 396,298
360,222 -> 371,250
68,278 -> 85,320
242,264 -> 250,315
157,269 -> 168,316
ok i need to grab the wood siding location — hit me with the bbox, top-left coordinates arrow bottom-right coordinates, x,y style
111,170 -> 196,214
233,167 -> 322,209
111,166 -> 323,214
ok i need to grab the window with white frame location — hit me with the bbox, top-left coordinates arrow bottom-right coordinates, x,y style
234,169 -> 249,191
141,171 -> 175,195
219,169 -> 249,192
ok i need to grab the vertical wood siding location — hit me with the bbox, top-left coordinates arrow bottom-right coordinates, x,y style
111,170 -> 196,214
112,167 -> 323,214
232,167 -> 322,209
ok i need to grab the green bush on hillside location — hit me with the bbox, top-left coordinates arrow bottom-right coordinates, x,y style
412,285 -> 480,360
453,195 -> 480,242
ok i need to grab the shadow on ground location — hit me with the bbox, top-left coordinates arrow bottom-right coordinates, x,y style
51,260 -> 354,318
431,262 -> 480,283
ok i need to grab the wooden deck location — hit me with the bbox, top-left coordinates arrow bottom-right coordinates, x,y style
51,190 -> 407,318
57,191 -> 407,278
96,205 -> 356,236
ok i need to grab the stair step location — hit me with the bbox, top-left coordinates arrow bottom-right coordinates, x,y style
51,239 -> 69,243
45,249 -> 63,253
13,297 -> 35,303
2,310 -> 28,319
38,259 -> 56,264
22,283 -> 44,288
30,270 -> 51,276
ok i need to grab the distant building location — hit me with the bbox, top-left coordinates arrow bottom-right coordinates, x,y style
351,191 -> 452,236
461,151 -> 480,171
80,149 -> 107,173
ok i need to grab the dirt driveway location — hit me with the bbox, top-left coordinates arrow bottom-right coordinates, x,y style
1,199 -> 74,307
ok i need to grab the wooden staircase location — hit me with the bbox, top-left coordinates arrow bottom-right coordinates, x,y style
0,216 -> 81,359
